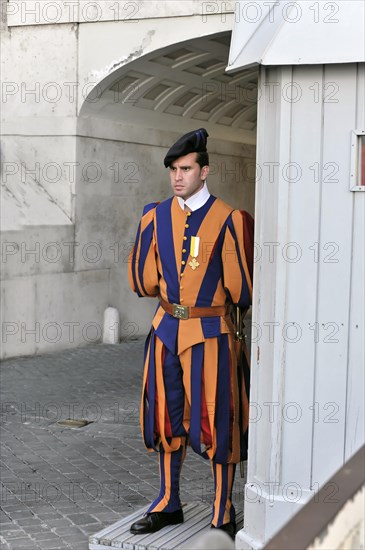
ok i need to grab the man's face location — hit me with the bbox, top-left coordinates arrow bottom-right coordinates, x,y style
169,152 -> 209,201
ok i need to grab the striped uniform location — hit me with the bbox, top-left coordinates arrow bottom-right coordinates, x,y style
128,194 -> 252,527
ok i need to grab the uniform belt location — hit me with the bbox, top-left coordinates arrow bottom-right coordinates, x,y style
159,297 -> 228,320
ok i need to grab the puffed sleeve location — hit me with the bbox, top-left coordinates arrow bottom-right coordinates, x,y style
222,209 -> 254,308
128,203 -> 159,297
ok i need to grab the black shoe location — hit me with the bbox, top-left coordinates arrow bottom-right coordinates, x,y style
130,509 -> 184,535
211,521 -> 236,540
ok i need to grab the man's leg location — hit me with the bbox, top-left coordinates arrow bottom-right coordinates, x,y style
178,336 -> 238,539
211,461 -> 236,528
147,440 -> 187,513
130,338 -> 187,534
146,341 -> 188,513
130,441 -> 186,534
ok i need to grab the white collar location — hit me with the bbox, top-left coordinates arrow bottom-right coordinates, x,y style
177,182 -> 210,212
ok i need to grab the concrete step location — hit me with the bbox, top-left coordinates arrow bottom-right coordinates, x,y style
89,502 -> 243,549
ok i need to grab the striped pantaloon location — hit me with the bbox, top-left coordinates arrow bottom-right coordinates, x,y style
141,330 -> 248,527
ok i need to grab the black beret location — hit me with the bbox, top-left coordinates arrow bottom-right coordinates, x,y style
164,128 -> 209,168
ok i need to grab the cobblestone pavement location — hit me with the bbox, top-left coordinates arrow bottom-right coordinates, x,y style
0,339 -> 246,550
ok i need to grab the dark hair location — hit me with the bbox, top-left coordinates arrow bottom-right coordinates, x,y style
196,151 -> 209,168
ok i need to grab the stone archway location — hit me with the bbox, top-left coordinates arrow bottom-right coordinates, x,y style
79,32 -> 258,144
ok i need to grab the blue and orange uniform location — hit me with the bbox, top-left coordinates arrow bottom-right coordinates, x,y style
128,191 -> 253,528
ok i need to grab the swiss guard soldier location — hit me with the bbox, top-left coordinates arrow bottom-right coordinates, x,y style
128,128 -> 253,540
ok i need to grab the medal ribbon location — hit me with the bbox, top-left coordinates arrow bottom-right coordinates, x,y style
190,236 -> 200,258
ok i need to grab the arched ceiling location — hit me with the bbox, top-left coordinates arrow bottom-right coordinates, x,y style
81,32 -> 258,144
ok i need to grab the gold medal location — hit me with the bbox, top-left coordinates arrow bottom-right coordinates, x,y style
188,257 -> 200,270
